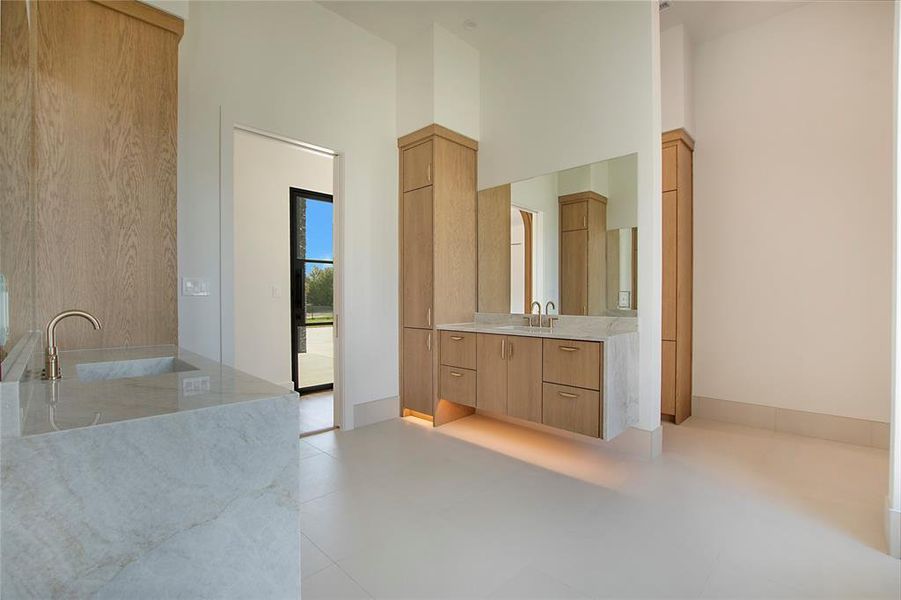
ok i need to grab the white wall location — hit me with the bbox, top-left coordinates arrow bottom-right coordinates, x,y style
606,154 -> 638,230
887,0 -> 900,559
693,1 -> 894,422
178,1 -> 398,429
141,0 -> 189,20
396,24 -> 480,139
660,23 -> 693,133
232,129 -> 333,388
480,0 -> 661,431
511,172 -> 559,308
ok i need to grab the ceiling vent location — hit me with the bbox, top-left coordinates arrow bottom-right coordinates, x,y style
659,1 -> 672,11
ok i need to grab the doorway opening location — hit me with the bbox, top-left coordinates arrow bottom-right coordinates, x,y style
290,187 -> 335,433
510,206 -> 536,313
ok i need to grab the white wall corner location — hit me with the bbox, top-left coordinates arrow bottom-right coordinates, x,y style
890,0 -> 901,561
660,23 -> 693,134
396,26 -> 435,137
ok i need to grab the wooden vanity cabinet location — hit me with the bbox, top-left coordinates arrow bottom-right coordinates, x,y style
558,192 -> 607,316
475,333 -> 543,423
541,337 -> 603,437
661,129 -> 694,424
398,125 -> 478,419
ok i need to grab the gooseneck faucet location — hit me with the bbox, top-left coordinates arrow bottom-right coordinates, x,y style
528,301 -> 542,327
44,310 -> 103,380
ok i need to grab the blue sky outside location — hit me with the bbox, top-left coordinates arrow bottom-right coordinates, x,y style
304,198 -> 333,260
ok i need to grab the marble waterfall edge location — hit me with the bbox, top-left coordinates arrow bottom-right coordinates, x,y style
1,364 -> 300,598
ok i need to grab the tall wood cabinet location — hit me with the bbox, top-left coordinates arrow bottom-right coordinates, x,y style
559,191 -> 607,316
399,125 -> 478,421
661,129 -> 694,423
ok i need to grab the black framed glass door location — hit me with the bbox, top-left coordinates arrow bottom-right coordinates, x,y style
289,188 -> 334,393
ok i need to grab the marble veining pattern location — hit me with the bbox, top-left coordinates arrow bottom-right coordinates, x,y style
602,330 -> 639,438
1,393 -> 300,599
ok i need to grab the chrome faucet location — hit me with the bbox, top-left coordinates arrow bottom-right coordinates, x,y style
44,310 -> 103,380
545,301 -> 557,328
526,301 -> 542,327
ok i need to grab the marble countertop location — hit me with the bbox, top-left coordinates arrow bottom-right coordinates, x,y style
437,314 -> 637,342
15,345 -> 297,438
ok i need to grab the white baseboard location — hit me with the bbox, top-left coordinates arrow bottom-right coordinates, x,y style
887,499 -> 901,559
353,395 -> 399,429
693,395 -> 890,449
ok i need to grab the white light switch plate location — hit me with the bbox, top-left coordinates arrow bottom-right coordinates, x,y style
182,277 -> 210,297
618,291 -> 631,308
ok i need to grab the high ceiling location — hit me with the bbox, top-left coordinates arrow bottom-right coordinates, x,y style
319,1 -> 811,49
660,1 -> 807,43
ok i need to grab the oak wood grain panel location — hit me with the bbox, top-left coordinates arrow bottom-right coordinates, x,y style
662,145 -> 678,192
35,0 -> 178,349
661,340 -> 676,416
0,0 -> 35,355
402,186 -> 433,328
560,229 -> 587,315
438,365 -> 476,408
542,338 -> 601,391
506,335 -> 542,423
606,229 -> 620,311
476,333 -> 507,414
403,328 -> 433,415
560,201 -> 587,232
675,141 -> 694,424
587,195 -> 606,315
662,190 -> 677,340
91,0 -> 184,38
432,137 -> 477,325
477,184 -> 511,313
542,382 -> 600,437
402,141 -> 432,192
439,330 -> 476,370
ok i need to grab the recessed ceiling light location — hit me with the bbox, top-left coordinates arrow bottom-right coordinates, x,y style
463,18 -> 477,31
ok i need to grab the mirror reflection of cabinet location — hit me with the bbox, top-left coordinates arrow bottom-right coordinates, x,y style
559,192 -> 606,316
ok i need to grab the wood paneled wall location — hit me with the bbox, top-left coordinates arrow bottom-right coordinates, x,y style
0,0 -> 36,355
33,0 -> 179,349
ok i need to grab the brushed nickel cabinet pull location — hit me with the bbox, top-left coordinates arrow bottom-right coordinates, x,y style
427,307 -> 432,327
450,371 -> 463,378
558,391 -> 579,399
501,339 -> 506,360
427,163 -> 432,182
583,215 -> 587,228
450,335 -> 463,341
507,342 -> 514,359
559,346 -> 579,352
427,333 -> 431,352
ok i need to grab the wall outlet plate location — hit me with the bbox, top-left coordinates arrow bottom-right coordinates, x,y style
182,277 -> 210,297
182,375 -> 211,396
618,291 -> 631,308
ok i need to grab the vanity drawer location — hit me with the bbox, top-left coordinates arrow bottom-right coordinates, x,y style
542,383 -> 600,437
439,365 -> 476,408
440,330 -> 476,369
542,338 -> 601,391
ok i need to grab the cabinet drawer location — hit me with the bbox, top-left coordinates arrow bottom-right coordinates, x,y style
542,383 -> 600,437
402,141 -> 433,192
440,330 -> 476,369
542,338 -> 601,390
439,365 -> 476,408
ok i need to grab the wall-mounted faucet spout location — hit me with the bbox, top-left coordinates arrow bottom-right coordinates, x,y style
44,310 -> 103,380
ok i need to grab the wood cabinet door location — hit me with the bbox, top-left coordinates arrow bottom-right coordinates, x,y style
506,336 -> 542,423
403,328 -> 433,415
402,141 -> 433,192
403,187 -> 433,328
560,201 -> 587,231
542,383 -> 600,437
476,334 -> 507,414
661,190 -> 677,340
661,340 -> 676,416
560,229 -> 588,315
662,145 -> 678,192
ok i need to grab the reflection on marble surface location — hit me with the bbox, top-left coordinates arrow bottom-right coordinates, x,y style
14,345 -> 295,437
437,312 -> 638,342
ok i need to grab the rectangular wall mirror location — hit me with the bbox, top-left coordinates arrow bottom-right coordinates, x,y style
478,153 -> 638,317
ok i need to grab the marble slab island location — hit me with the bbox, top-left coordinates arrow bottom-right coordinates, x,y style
0,337 -> 301,599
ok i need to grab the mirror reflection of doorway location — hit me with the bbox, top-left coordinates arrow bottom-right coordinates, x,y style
510,206 -> 534,313
290,188 -> 335,433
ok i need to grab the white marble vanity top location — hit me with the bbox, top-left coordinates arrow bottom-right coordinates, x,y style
437,312 -> 637,343
15,345 -> 297,437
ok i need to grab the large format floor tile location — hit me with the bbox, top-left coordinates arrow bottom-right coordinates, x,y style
301,416 -> 900,599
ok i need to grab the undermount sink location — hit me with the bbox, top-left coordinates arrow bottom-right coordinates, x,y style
76,357 -> 198,382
